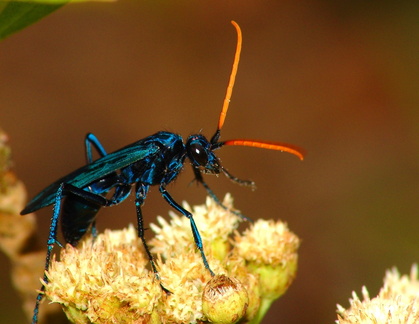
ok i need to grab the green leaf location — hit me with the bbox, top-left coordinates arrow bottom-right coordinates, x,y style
0,1 -> 67,40
0,0 -> 116,40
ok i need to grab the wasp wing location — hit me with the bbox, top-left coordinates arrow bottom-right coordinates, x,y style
21,140 -> 160,214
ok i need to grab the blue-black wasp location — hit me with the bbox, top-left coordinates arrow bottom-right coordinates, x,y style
21,21 -> 304,324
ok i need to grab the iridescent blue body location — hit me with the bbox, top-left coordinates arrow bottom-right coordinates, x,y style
22,130 -> 252,324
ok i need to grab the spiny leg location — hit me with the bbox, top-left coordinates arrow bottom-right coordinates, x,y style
159,184 -> 215,276
32,182 -> 65,324
134,183 -> 154,272
220,166 -> 256,189
33,183 -> 130,323
134,183 -> 171,293
33,140 -> 140,322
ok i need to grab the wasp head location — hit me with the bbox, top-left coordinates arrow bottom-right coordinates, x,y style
186,135 -> 221,174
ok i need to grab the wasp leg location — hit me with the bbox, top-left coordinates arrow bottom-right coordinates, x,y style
159,184 -> 215,276
32,182 -> 131,324
191,166 -> 253,222
84,133 -> 108,162
134,183 -> 171,293
84,133 -> 110,238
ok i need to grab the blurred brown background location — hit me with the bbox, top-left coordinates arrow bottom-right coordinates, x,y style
1,0 -> 418,323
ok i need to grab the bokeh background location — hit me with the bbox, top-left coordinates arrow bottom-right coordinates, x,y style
1,0 -> 418,323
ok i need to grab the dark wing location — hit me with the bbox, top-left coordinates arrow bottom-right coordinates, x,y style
21,140 -> 160,214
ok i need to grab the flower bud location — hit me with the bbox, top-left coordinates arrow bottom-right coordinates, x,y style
202,275 -> 248,324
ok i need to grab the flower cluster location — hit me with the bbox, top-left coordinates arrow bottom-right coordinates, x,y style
43,194 -> 300,324
336,265 -> 419,324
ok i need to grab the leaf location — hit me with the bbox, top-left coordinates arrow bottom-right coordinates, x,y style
0,0 -> 115,41
0,1 -> 67,40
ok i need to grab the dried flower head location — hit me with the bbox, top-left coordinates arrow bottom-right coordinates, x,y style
336,264 -> 419,324
42,194 -> 300,324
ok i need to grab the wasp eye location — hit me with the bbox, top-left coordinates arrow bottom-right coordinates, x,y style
190,143 -> 208,166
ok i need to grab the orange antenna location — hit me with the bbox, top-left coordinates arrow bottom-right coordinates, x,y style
218,21 -> 242,131
210,21 -> 305,161
222,139 -> 305,160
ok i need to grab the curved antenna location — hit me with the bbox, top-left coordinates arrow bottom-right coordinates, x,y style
209,21 -> 305,161
211,21 -> 242,144
221,139 -> 305,160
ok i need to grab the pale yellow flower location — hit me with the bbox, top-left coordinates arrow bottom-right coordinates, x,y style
233,219 -> 300,323
156,252 -> 222,323
41,195 -> 300,324
45,225 -> 162,324
149,194 -> 241,261
234,219 -> 300,266
336,265 -> 419,324
234,219 -> 300,299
